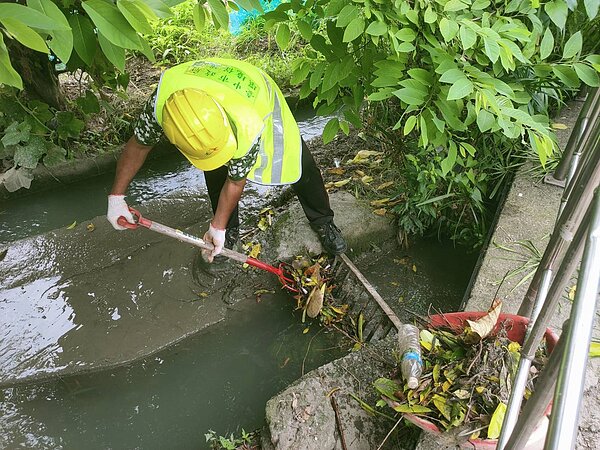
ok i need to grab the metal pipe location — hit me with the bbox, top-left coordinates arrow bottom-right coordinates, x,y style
497,207 -> 590,449
545,189 -> 600,450
519,132 -> 600,318
554,88 -> 600,181
497,355 -> 533,450
528,269 -> 552,333
505,330 -> 567,449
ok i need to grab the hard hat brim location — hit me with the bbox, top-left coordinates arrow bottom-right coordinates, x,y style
180,127 -> 238,171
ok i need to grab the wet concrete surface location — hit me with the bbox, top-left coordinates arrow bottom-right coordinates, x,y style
1,194 -> 230,386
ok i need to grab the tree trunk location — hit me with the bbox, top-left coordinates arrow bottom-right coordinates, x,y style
6,40 -> 65,110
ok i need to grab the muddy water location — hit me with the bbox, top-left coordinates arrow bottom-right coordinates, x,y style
0,297 -> 345,449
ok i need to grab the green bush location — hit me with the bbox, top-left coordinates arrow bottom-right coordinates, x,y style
265,0 -> 600,246
145,0 -> 302,90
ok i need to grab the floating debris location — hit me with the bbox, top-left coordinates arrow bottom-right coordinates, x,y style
374,315 -> 549,441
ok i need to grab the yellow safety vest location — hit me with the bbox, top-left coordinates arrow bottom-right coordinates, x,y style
155,58 -> 302,185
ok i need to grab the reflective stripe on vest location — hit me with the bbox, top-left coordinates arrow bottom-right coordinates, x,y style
155,58 -> 302,185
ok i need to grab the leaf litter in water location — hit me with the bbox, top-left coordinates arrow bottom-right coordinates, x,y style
374,306 -> 549,441
288,254 -> 363,344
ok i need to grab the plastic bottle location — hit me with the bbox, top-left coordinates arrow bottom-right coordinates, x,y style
397,323 -> 423,389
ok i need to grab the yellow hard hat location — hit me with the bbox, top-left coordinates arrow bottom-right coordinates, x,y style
162,89 -> 237,171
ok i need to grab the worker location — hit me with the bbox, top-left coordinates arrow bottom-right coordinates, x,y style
106,58 -> 347,262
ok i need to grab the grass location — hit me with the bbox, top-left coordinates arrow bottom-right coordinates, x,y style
144,0 -> 302,91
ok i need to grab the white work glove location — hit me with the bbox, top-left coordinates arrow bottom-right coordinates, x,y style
107,194 -> 135,230
202,223 -> 226,263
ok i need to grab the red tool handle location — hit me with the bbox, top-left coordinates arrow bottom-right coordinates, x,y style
115,208 -> 297,291
117,208 -> 152,229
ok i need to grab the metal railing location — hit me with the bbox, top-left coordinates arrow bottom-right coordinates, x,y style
497,88 -> 600,450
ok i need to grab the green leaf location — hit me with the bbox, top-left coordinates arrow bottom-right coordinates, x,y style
408,68 -> 433,85
574,63 -> 600,87
0,33 -> 22,88
460,142 -> 477,156
365,21 -> 387,36
0,18 -> 48,53
483,36 -> 500,63
76,90 -> 101,114
233,0 -> 255,12
545,0 -> 568,30
192,3 -> 206,31
14,136 -> 46,169
404,115 -> 417,135
424,6 -> 437,24
291,61 -> 310,85
56,111 -> 84,139
207,0 -> 228,29
275,23 -> 290,50
396,28 -> 416,42
590,342 -> 600,357
367,89 -> 394,101
322,118 -> 340,144
117,0 -> 154,34
447,78 -> 473,100
459,25 -> 477,49
393,87 -> 427,105
82,0 -> 142,50
343,16 -> 364,43
487,402 -> 507,439
553,65 -> 580,88
98,32 -> 125,71
68,15 -> 96,66
2,121 -> 31,146
0,3 -> 68,31
476,109 -> 495,132
540,28 -> 554,60
144,0 -> 172,19
441,142 -> 457,176
136,35 -> 154,62
322,62 -> 339,92
340,120 -> 349,135
585,0 -> 599,19
43,144 -> 66,167
562,31 -> 582,59
433,395 -> 452,421
586,55 -> 600,71
336,5 -> 358,28
444,0 -> 467,12
373,377 -> 402,400
325,0 -> 346,16
439,68 -> 466,84
396,42 -> 415,53
439,18 -> 459,43
27,0 -> 73,63
296,20 -> 312,41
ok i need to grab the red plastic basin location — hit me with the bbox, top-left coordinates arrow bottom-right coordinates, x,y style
403,312 -> 558,450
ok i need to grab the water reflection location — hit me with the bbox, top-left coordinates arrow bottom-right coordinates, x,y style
0,277 -> 76,381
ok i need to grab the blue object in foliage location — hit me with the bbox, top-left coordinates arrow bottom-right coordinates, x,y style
229,0 -> 282,35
